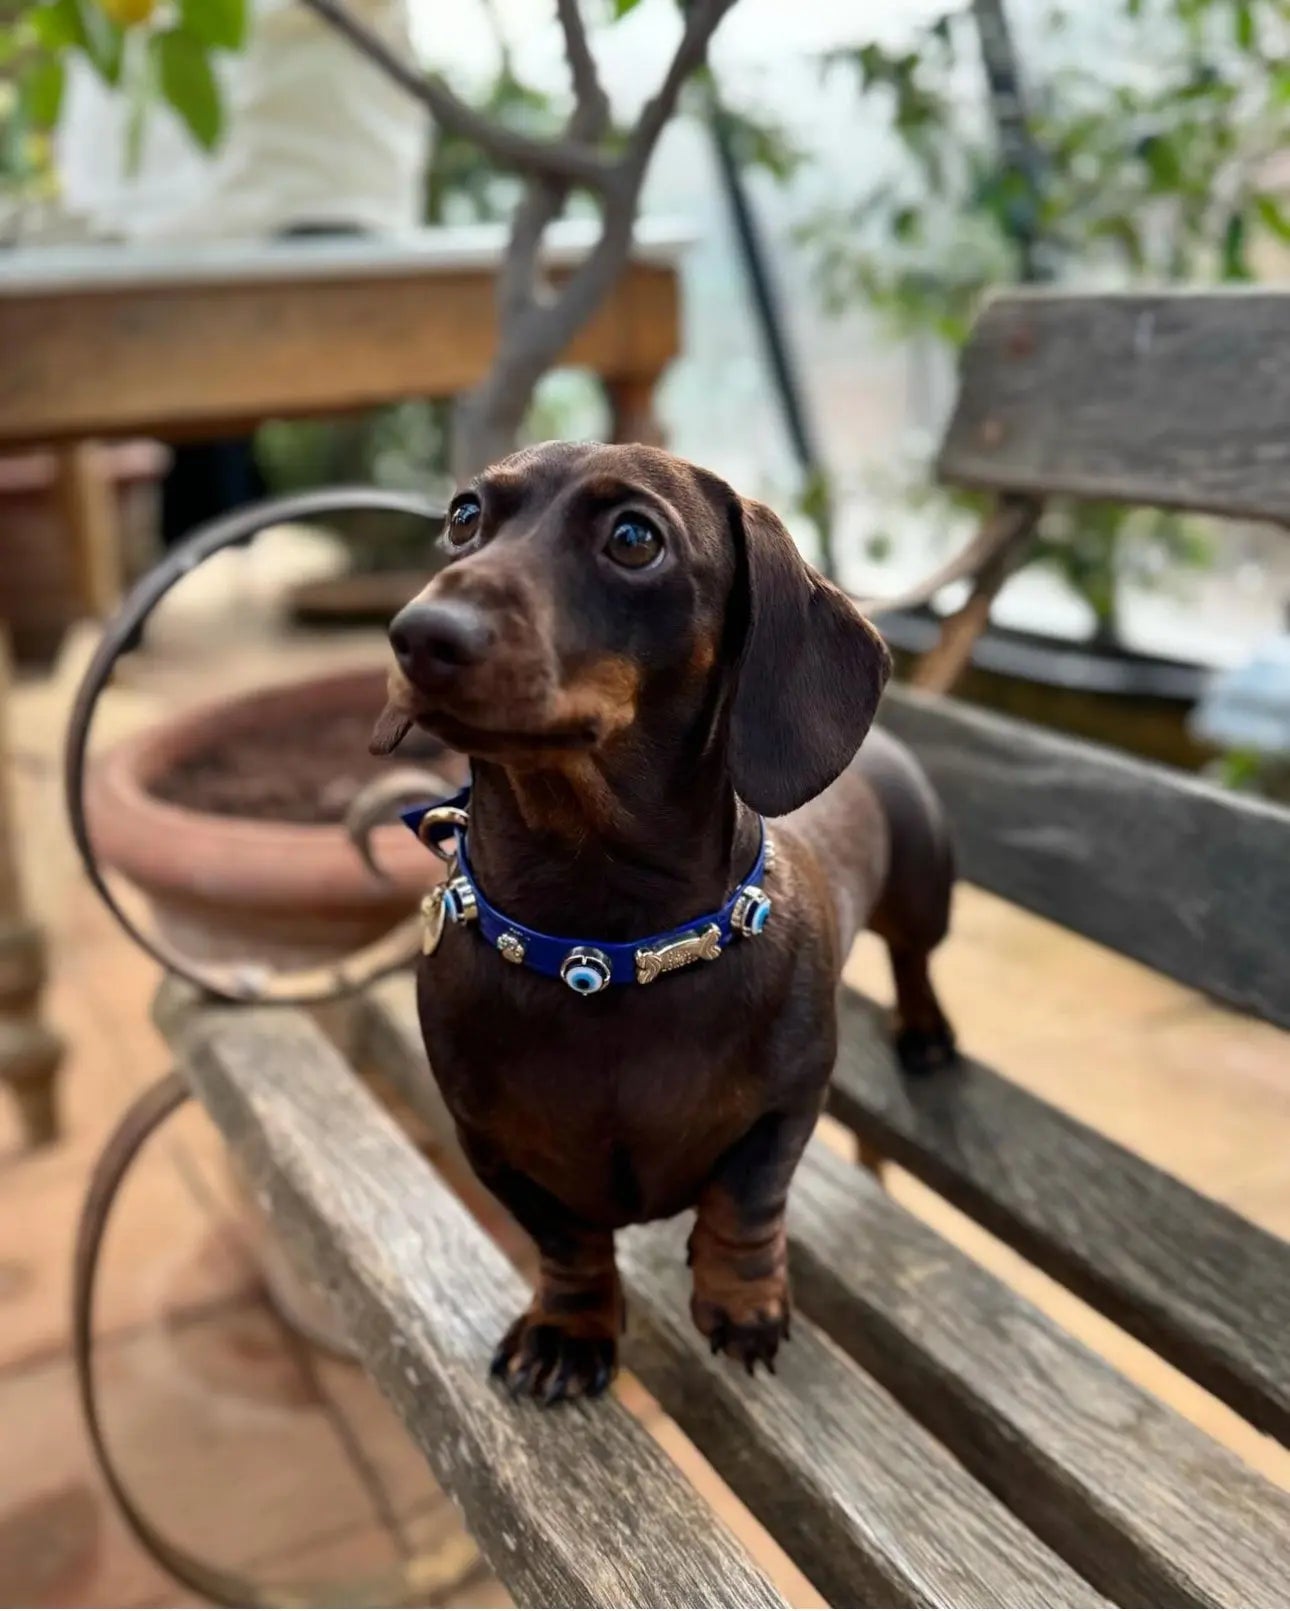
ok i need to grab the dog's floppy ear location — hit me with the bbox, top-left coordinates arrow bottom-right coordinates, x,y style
728,496 -> 891,817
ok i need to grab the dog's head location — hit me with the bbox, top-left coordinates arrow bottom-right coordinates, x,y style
372,441 -> 890,816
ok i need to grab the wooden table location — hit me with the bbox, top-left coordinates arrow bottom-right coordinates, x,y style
0,220 -> 688,1144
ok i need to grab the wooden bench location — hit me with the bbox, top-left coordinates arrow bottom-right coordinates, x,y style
144,290 -> 1290,1605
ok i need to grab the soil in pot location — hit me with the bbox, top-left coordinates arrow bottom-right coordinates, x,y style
88,668 -> 461,974
152,707 -> 423,825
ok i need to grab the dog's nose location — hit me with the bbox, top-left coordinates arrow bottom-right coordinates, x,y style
389,599 -> 494,683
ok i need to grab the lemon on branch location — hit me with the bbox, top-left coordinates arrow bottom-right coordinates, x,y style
97,0 -> 157,27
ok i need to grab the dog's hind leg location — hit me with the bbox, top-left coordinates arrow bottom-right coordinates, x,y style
883,940 -> 956,1075
689,1104 -> 820,1374
854,728 -> 957,1076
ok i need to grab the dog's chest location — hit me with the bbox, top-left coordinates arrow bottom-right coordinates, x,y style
414,926 -> 797,1224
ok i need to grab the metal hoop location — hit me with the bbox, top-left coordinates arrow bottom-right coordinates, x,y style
64,486 -> 447,1005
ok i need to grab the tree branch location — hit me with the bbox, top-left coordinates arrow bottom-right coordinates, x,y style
498,0 -> 613,325
538,0 -> 739,355
297,0 -> 613,191
555,0 -> 608,127
304,0 -> 738,473
624,0 -> 738,181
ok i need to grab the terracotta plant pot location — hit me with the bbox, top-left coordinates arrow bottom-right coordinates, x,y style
87,666 -> 456,972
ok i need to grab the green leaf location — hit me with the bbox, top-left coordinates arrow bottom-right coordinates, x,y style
178,0 -> 247,50
1234,0 -> 1255,50
1138,132 -> 1183,190
25,0 -> 122,80
1,99 -> 32,179
715,103 -> 805,184
1089,213 -> 1146,270
1254,193 -> 1290,243
76,0 -> 125,83
892,203 -> 920,240
611,0 -> 644,15
1222,210 -> 1251,280
28,0 -> 83,50
21,54 -> 64,128
152,29 -> 222,150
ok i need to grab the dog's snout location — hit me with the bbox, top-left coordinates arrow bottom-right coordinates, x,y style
389,599 -> 494,683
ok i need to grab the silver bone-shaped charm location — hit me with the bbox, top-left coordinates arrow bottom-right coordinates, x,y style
635,923 -> 723,985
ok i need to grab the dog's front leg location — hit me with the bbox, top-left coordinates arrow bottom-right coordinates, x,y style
688,1106 -> 818,1373
467,1153 -> 623,1404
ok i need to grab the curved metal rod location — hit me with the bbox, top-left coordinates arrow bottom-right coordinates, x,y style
64,487 -> 446,1005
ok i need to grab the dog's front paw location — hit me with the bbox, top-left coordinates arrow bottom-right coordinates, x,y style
490,1313 -> 617,1405
691,1291 -> 790,1375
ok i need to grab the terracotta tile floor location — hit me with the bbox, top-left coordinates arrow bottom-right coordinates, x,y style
2,600 -> 1287,1607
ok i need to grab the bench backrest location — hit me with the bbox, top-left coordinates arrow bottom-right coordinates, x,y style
937,290 -> 1290,521
879,684 -> 1290,1033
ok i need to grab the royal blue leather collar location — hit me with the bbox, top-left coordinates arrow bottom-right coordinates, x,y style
401,786 -> 773,994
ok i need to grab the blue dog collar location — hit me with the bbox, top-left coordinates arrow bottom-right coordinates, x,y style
401,786 -> 772,994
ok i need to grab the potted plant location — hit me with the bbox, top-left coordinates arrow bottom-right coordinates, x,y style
800,0 -> 1290,763
85,666 -> 460,970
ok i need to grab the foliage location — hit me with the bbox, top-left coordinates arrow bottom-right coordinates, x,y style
254,16 -> 800,561
1,0 -> 800,560
800,0 -> 1290,637
0,0 -> 246,201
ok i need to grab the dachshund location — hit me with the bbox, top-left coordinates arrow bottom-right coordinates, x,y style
370,441 -> 956,1402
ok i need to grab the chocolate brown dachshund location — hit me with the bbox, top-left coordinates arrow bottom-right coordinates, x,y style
371,441 -> 955,1402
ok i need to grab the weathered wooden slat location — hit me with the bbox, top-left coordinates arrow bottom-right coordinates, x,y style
363,980 -> 1100,1605
158,995 -> 783,1610
938,289 -> 1290,520
878,682 -> 1290,1029
829,987 -> 1290,1446
790,1136 -> 1290,1608
359,974 -> 1290,1607
619,1221 -> 1103,1609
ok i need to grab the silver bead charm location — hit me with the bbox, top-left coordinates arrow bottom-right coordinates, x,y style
731,884 -> 772,938
442,875 -> 478,925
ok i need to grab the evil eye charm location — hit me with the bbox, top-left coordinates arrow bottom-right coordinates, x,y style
732,884 -> 772,938
442,876 -> 478,926
560,947 -> 612,995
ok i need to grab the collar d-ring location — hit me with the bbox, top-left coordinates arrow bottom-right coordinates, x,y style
415,805 -> 470,863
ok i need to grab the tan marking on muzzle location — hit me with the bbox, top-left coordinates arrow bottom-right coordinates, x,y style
553,655 -> 641,739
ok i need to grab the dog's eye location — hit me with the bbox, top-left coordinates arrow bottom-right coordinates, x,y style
445,497 -> 481,547
605,515 -> 663,570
